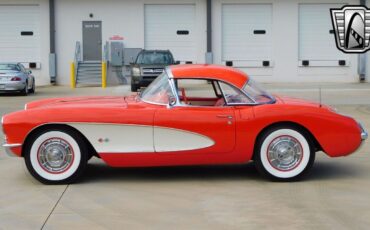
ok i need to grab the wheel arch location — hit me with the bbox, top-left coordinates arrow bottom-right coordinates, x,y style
22,123 -> 98,158
253,121 -> 322,158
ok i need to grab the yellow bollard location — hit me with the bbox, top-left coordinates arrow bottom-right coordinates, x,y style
102,61 -> 107,88
70,62 -> 76,89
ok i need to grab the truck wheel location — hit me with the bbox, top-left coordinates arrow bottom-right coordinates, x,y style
131,83 -> 139,92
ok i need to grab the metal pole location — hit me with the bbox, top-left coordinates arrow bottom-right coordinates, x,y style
49,0 -> 57,84
50,0 -> 55,54
207,0 -> 212,52
205,0 -> 213,64
102,62 -> 107,88
359,0 -> 367,82
70,62 -> 76,89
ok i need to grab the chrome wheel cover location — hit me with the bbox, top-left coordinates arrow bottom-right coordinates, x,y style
267,135 -> 303,171
37,138 -> 74,174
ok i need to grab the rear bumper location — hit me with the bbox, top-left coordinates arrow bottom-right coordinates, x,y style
2,143 -> 22,157
0,81 -> 26,91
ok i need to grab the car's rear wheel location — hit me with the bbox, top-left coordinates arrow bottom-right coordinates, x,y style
254,126 -> 315,181
29,81 -> 35,94
21,82 -> 28,96
24,129 -> 88,184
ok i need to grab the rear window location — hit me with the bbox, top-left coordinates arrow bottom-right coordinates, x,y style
136,52 -> 173,65
0,64 -> 20,71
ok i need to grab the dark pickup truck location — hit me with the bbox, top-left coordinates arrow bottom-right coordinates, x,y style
130,50 -> 176,92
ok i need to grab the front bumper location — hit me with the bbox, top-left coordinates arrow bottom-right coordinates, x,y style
359,122 -> 368,141
0,81 -> 26,91
2,143 -> 22,157
131,76 -> 157,86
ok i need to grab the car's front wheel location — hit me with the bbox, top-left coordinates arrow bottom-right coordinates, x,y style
24,128 -> 88,184
254,126 -> 315,181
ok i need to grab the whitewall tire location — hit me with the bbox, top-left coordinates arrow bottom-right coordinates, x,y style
25,129 -> 88,184
254,126 -> 315,181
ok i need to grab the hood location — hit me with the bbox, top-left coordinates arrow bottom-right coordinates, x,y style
25,96 -> 127,110
135,64 -> 168,68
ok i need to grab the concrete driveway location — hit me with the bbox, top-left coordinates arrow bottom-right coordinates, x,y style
0,84 -> 369,230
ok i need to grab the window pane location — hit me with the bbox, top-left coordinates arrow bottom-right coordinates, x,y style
140,73 -> 174,104
219,82 -> 252,104
175,79 -> 223,106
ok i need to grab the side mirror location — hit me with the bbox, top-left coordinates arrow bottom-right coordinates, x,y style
175,61 -> 180,65
167,95 -> 177,108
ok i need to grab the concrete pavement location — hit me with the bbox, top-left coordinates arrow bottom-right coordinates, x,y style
0,84 -> 369,230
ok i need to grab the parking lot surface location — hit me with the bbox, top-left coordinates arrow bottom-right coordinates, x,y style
0,84 -> 369,230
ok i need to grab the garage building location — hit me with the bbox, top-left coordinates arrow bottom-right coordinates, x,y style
0,0 -> 369,86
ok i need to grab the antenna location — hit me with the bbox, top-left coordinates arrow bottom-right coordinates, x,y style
319,87 -> 322,107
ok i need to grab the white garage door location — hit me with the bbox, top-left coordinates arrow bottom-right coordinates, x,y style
0,5 -> 40,62
299,4 -> 348,66
144,4 -> 196,63
222,4 -> 272,67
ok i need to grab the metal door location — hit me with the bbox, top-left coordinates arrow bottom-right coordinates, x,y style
82,21 -> 102,61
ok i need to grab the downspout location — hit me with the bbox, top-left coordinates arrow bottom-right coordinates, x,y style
205,0 -> 213,64
359,0 -> 367,82
49,0 -> 57,84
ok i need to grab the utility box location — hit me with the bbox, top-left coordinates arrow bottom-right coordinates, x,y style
110,42 -> 124,66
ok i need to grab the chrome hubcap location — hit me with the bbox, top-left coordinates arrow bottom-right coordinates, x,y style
267,136 -> 303,171
38,138 -> 74,173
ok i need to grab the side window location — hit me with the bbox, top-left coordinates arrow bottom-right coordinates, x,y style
175,79 -> 224,107
219,82 -> 253,104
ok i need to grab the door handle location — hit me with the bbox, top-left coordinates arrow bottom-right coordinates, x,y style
216,115 -> 233,119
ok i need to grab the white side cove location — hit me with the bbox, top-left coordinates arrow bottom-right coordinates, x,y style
154,127 -> 214,152
68,123 -> 214,153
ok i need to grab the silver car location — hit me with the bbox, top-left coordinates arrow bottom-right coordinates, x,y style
0,63 -> 35,95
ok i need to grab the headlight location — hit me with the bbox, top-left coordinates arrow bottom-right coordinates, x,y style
132,67 -> 141,77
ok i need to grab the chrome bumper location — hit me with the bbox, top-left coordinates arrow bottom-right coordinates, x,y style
0,81 -> 26,91
359,123 -> 368,141
2,143 -> 22,157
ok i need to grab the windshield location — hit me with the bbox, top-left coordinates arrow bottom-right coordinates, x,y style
243,78 -> 275,104
140,72 -> 175,105
136,52 -> 173,65
0,64 -> 20,71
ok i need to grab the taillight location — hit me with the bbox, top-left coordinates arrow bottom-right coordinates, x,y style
11,77 -> 22,81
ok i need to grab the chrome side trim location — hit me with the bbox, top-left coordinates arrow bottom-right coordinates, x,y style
2,143 -> 22,157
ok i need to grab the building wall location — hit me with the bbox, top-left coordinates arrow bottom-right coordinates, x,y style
1,0 -> 368,85
55,0 -> 207,85
0,0 -> 50,86
213,0 -> 362,83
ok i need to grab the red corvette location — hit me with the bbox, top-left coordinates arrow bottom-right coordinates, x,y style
2,65 -> 368,184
